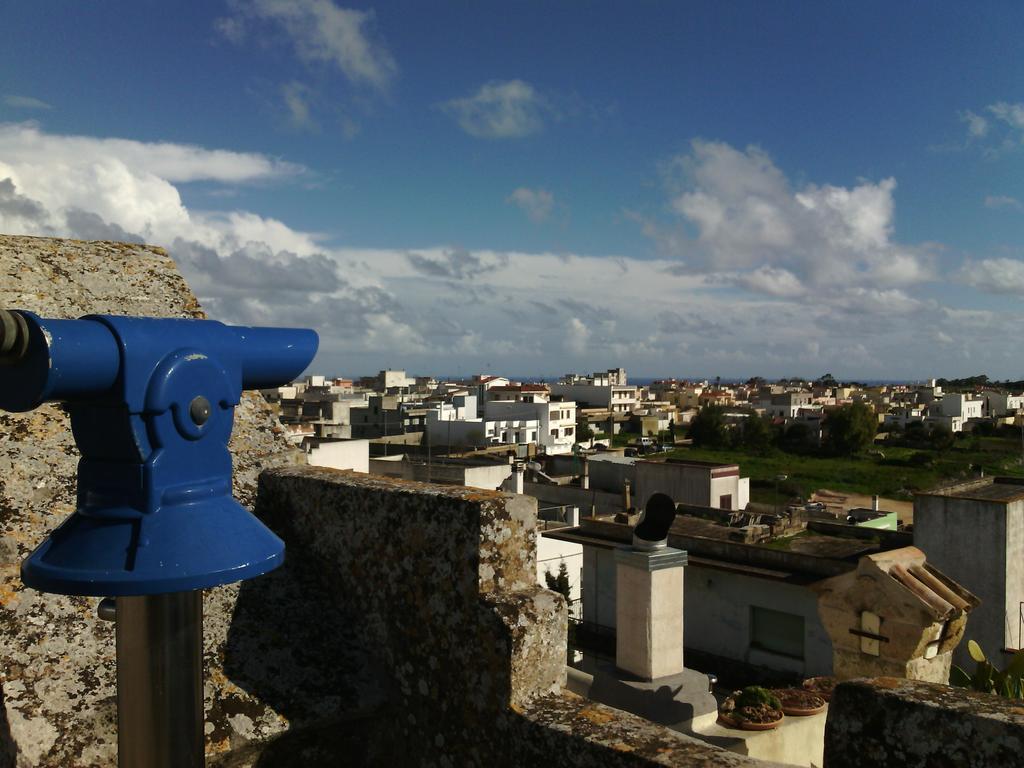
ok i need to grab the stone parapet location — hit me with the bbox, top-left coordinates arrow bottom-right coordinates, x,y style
255,466 -> 786,767
824,677 -> 1024,767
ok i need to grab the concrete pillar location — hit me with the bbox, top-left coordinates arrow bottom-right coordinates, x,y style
614,547 -> 687,681
511,463 -> 524,494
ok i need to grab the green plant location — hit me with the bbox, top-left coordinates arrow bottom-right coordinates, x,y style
735,685 -> 781,711
687,406 -> 730,449
950,640 -> 1024,699
823,402 -> 877,456
544,562 -> 571,603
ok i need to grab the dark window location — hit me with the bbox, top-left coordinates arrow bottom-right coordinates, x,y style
750,606 -> 804,659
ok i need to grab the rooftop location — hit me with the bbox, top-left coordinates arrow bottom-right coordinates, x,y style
916,476 -> 1024,503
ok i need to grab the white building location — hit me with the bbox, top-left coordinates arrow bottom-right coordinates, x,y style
983,391 -> 1024,417
301,437 -> 370,473
914,478 -> 1024,667
883,406 -> 926,430
484,399 -> 577,455
550,382 -> 636,414
937,392 -> 984,420
761,391 -> 816,419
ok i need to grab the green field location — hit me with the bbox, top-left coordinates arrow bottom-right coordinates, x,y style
656,435 -> 1024,504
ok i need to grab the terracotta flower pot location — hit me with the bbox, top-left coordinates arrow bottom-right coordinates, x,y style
774,687 -> 828,716
718,701 -> 784,730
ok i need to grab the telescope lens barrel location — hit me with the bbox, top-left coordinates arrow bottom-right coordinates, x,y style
0,309 -> 29,362
236,326 -> 319,390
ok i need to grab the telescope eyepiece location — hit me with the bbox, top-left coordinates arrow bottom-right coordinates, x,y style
0,310 -> 30,363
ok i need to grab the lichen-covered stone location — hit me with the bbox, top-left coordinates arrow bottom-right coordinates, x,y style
256,466 -> 787,767
518,692 -> 792,768
824,677 -> 1024,768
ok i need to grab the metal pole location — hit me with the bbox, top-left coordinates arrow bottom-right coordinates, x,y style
116,591 -> 204,768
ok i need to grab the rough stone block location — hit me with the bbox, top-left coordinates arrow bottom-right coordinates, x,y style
824,677 -> 1024,768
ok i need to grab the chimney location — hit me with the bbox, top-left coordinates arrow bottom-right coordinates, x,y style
581,455 -> 590,490
503,461 -> 525,495
872,495 -> 880,512
623,479 -> 631,512
615,494 -> 687,680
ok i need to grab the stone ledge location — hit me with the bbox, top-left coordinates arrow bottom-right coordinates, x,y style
824,677 -> 1024,768
255,467 -> 788,766
517,691 -> 791,767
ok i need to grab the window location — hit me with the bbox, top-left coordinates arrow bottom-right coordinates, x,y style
565,427 -> 574,436
750,606 -> 804,659
550,429 -> 558,437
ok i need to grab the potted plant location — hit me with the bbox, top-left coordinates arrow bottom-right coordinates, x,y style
719,686 -> 784,730
772,687 -> 827,716
801,676 -> 837,702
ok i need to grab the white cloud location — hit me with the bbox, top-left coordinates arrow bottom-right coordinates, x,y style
281,81 -> 317,130
984,194 -> 1023,210
988,101 -> 1024,131
218,0 -> 397,92
961,110 -> 989,139
959,101 -> 1024,152
649,139 -> 933,293
440,80 -> 547,139
960,258 -> 1024,296
3,95 -> 52,110
734,266 -> 805,297
565,317 -> 591,355
0,123 -> 309,253
507,187 -> 555,222
0,122 -> 1018,379
0,122 -> 302,184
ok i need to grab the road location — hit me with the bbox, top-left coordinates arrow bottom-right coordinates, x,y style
809,488 -> 915,526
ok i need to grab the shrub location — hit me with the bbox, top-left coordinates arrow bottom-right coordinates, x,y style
736,685 -> 782,711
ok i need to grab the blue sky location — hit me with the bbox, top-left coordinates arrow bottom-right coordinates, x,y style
1,1 -> 1023,379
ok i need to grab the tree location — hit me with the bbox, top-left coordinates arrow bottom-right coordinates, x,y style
545,561 -> 577,659
929,424 -> 956,453
739,414 -> 773,454
780,421 -> 812,453
687,406 -> 729,449
545,562 -> 571,602
823,402 -> 877,456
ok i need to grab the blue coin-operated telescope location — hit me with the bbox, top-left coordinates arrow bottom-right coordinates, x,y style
0,309 -> 318,768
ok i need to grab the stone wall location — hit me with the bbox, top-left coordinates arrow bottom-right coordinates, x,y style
256,466 -> 789,767
824,677 -> 1024,767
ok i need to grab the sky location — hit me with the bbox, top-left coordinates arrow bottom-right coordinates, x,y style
1,1 -> 1023,380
